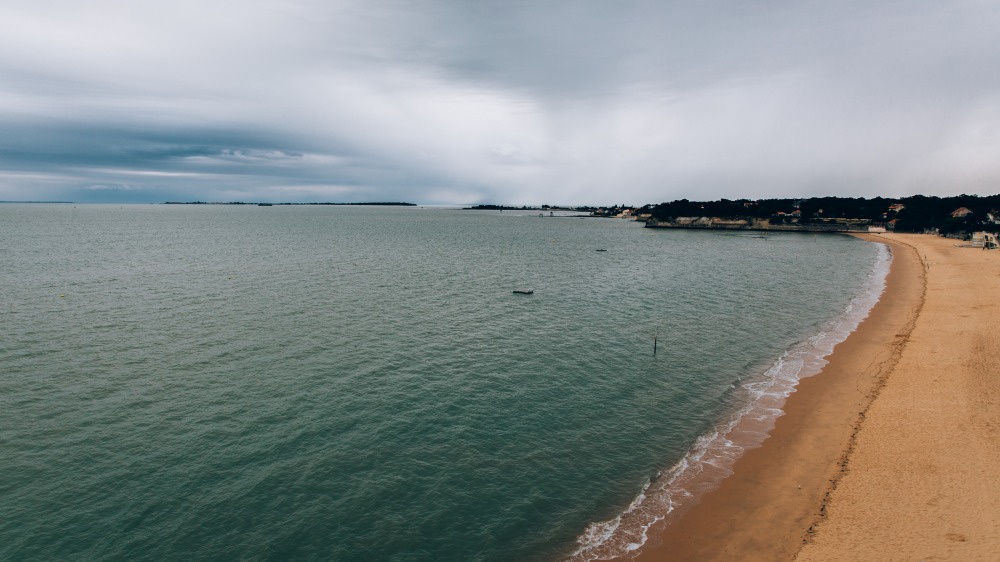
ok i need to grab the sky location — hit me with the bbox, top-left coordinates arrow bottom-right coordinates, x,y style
1,0 -> 999,205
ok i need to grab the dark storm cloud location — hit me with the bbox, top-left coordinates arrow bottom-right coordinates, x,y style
1,0 -> 998,204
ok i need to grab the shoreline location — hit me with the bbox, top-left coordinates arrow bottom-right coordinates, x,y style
643,219 -> 880,234
796,234 -> 1000,560
570,232 -> 892,561
619,233 -> 927,561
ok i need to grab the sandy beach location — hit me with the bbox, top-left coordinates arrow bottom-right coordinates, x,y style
623,233 -> 1000,561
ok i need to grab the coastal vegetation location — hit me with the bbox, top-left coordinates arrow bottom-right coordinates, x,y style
637,194 -> 1000,234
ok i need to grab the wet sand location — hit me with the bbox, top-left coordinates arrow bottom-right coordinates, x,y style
623,233 -> 1000,561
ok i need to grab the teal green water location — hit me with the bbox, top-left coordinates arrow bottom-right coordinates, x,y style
0,205 -> 886,561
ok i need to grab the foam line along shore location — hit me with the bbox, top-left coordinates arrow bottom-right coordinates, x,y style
620,233 -> 927,561
569,235 -> 893,561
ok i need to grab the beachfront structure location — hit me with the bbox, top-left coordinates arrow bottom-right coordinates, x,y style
970,232 -> 998,248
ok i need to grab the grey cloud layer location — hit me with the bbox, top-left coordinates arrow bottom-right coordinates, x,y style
1,0 -> 998,203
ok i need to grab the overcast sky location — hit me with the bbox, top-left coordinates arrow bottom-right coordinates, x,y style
1,1 -> 999,204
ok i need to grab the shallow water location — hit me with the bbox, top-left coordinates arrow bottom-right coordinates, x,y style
0,204 -> 885,561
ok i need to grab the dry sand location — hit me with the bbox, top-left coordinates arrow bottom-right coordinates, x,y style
796,233 -> 1000,561
621,233 -> 1000,561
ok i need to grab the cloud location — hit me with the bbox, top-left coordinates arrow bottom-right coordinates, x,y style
1,0 -> 998,204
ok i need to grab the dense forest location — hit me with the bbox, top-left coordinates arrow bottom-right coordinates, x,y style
638,194 -> 1000,234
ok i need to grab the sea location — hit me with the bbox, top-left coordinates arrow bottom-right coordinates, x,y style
0,204 -> 889,561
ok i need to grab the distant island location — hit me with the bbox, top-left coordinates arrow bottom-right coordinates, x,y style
0,200 -> 76,204
463,204 -> 596,212
162,201 -> 417,206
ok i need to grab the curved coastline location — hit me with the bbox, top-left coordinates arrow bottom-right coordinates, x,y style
796,233 -> 1000,561
568,234 -> 896,561
606,233 -> 925,561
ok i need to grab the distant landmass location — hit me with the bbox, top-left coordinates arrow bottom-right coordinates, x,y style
635,194 -> 1000,235
463,204 -> 597,212
6,195 -> 1000,236
162,201 -> 417,206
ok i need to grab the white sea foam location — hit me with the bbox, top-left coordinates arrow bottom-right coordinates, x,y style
568,241 -> 891,561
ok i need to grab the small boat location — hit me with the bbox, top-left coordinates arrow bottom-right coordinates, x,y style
595,249 -> 607,252
513,288 -> 534,295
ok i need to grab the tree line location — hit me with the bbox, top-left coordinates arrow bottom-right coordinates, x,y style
639,194 -> 1000,234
